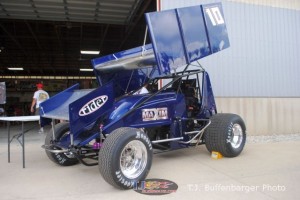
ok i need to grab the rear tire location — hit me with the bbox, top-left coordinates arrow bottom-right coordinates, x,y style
99,127 -> 153,189
45,122 -> 79,166
204,114 -> 246,157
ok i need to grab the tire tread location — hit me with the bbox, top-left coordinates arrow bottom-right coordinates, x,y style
99,127 -> 140,189
205,113 -> 246,157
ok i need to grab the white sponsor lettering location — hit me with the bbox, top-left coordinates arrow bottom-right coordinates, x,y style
79,95 -> 108,116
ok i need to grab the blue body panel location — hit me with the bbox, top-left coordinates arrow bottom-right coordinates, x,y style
67,92 -> 186,147
69,82 -> 114,139
198,71 -> 217,118
106,92 -> 185,130
54,71 -> 216,149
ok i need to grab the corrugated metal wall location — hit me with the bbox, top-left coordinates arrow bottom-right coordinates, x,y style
160,0 -> 300,97
216,97 -> 300,135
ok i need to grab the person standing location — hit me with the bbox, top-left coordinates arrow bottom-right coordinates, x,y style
30,83 -> 49,133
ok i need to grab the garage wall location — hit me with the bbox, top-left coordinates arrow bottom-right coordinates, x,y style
216,97 -> 300,135
158,0 -> 300,135
227,0 -> 300,10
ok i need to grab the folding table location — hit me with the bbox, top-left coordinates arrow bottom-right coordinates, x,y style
0,116 -> 40,168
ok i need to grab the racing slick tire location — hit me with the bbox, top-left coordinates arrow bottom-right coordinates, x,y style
99,127 -> 153,189
45,122 -> 79,166
204,113 -> 246,157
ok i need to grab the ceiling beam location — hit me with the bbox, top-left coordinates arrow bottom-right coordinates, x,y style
99,24 -> 110,52
53,23 -> 64,54
25,20 -> 43,50
118,0 -> 152,50
0,3 -> 10,17
126,0 -> 144,24
63,0 -> 70,21
29,0 -> 40,18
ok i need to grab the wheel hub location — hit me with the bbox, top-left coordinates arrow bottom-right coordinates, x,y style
229,124 -> 243,149
120,140 -> 147,179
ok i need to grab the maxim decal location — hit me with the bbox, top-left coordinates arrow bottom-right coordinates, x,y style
142,107 -> 168,121
79,95 -> 108,116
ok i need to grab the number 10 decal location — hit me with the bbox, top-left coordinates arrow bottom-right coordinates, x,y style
205,7 -> 225,26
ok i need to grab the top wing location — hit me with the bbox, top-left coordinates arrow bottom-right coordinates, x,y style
145,2 -> 229,74
92,3 -> 229,75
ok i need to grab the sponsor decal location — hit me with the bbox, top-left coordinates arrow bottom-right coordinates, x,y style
142,107 -> 168,121
134,179 -> 178,195
136,131 -> 152,150
79,95 -> 108,116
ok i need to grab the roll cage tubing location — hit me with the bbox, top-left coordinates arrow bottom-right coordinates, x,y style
117,62 -> 205,121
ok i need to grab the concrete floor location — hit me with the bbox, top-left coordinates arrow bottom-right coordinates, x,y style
0,123 -> 299,200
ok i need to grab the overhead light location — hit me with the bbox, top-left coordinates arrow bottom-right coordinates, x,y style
80,50 -> 100,55
80,68 -> 93,72
8,67 -> 24,71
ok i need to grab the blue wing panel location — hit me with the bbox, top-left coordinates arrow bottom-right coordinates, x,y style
145,10 -> 187,75
202,3 -> 230,53
177,5 -> 211,62
145,2 -> 229,73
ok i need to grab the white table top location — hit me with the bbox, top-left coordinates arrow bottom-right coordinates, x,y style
0,115 -> 40,122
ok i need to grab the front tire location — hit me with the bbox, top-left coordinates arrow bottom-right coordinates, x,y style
45,122 -> 79,166
204,114 -> 246,157
99,127 -> 153,189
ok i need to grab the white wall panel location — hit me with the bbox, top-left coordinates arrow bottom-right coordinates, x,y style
216,97 -> 300,135
228,0 -> 300,10
159,0 -> 300,97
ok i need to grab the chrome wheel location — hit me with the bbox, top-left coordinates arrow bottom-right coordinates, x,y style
230,124 -> 243,149
120,140 -> 148,179
99,127 -> 152,189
